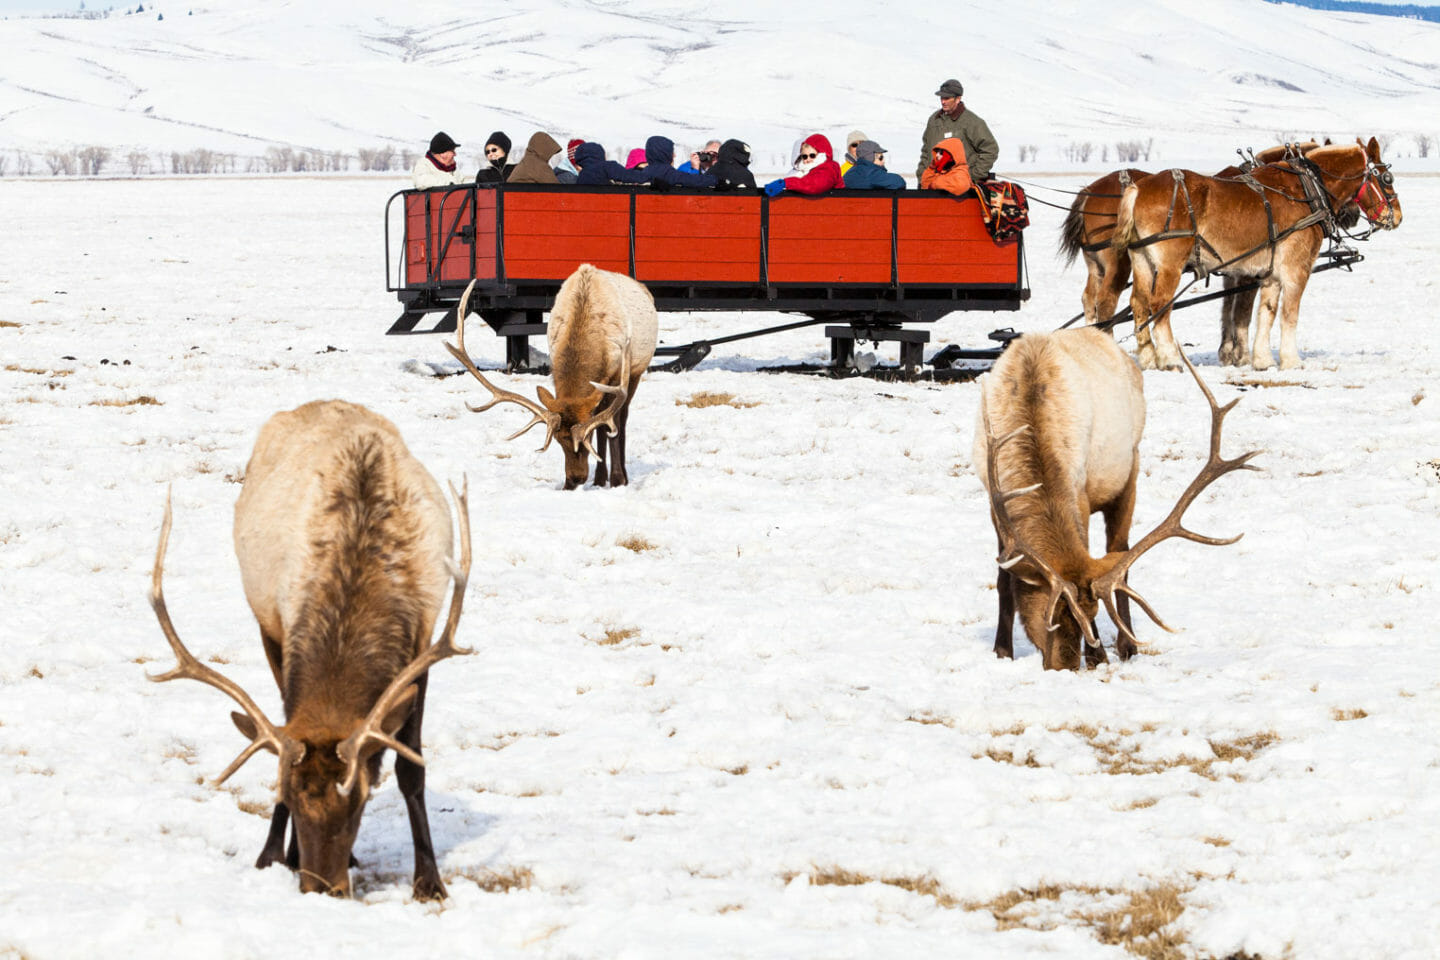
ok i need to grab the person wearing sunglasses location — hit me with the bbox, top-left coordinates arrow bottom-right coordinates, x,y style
411,131 -> 467,189
475,132 -> 516,184
916,78 -> 997,183
839,129 -> 868,177
843,140 -> 906,191
763,134 -> 844,198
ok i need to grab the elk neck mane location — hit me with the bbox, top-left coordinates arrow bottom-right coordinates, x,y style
283,433 -> 430,721
990,338 -> 1092,578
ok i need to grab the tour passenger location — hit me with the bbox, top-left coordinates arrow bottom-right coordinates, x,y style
475,131 -> 515,183
553,138 -> 584,184
920,137 -> 973,196
764,134 -> 844,197
708,139 -> 757,190
679,140 -> 722,174
839,129 -> 867,177
843,141 -> 906,191
613,135 -> 717,189
412,131 -> 466,189
574,142 -> 630,185
625,147 -> 648,170
507,132 -> 563,184
917,78 -> 997,182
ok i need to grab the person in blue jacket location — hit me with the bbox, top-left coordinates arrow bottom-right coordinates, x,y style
573,142 -> 631,185
843,140 -> 906,190
614,135 -> 716,189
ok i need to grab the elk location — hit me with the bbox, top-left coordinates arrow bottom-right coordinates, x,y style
149,400 -> 471,898
972,328 -> 1259,670
445,264 -> 658,489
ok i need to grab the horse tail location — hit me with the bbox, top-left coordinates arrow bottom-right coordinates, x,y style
1058,191 -> 1087,267
1111,184 -> 1140,255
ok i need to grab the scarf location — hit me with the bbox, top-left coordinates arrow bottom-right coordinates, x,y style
426,151 -> 457,173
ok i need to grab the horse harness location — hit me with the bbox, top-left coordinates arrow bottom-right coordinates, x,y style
1126,162 -> 1336,287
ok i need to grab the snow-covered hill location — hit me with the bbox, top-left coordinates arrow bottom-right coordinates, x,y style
2,0 -> 1439,174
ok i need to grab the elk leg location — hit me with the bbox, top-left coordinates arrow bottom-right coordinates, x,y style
993,531 -> 1015,659
607,401 -> 631,488
394,672 -> 447,901
1085,621 -> 1109,668
591,425 -> 611,487
1102,466 -> 1140,661
254,802 -> 292,869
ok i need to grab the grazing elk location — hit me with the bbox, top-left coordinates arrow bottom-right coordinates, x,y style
149,400 -> 471,898
1114,137 -> 1401,371
446,264 -> 658,490
973,328 -> 1259,670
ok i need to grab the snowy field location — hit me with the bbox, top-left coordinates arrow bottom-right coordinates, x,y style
1,174 -> 1438,959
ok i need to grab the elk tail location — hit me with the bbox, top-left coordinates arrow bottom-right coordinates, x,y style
1111,184 -> 1140,255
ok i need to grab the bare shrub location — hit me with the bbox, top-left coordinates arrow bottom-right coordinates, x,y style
1015,145 -> 1039,163
1063,141 -> 1095,163
0,154 -> 8,177
126,150 -> 150,175
45,149 -> 77,175
78,145 -> 110,175
1416,133 -> 1434,159
15,151 -> 34,176
264,146 -> 292,173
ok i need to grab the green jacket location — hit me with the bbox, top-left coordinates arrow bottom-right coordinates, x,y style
917,106 -> 998,181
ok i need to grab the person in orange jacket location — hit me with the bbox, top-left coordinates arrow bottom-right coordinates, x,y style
920,137 -> 973,196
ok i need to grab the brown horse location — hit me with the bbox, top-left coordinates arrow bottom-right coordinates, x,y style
1209,142 -> 1363,367
1059,167 -> 1150,325
1059,144 -> 1322,329
1114,138 -> 1400,371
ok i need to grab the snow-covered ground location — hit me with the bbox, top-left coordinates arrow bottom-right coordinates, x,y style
2,0 -> 1439,175
0,172 -> 1437,958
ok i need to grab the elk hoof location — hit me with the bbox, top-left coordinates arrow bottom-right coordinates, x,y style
412,873 -> 448,902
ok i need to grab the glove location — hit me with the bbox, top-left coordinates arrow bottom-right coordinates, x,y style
764,179 -> 786,197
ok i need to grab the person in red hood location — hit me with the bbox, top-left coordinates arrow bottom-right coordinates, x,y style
920,137 -> 973,196
764,134 -> 845,197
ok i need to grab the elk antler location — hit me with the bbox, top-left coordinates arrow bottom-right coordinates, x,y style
148,490 -> 299,785
1090,349 -> 1262,648
335,478 -> 474,797
444,280 -> 561,450
573,345 -> 632,458
979,384 -> 1103,651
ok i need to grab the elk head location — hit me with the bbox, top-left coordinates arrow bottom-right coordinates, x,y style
981,350 -> 1261,669
148,484 -> 472,896
445,280 -> 628,489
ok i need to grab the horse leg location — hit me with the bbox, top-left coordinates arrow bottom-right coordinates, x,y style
1081,254 -> 1101,323
1219,277 -> 1254,367
1094,249 -> 1131,328
1276,266 -> 1310,370
1249,277 -> 1283,370
1128,256 -> 1159,370
1148,262 -> 1187,371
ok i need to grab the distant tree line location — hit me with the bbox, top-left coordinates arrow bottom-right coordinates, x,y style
0,145 -> 429,177
1261,0 -> 1440,23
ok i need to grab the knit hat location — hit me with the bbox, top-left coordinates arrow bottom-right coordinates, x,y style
856,140 -> 886,164
485,131 -> 511,155
626,147 -> 647,169
566,138 -> 584,165
429,131 -> 459,153
846,129 -> 868,153
934,78 -> 963,98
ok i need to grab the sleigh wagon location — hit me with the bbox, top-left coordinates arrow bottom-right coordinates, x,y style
384,182 -> 1028,374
